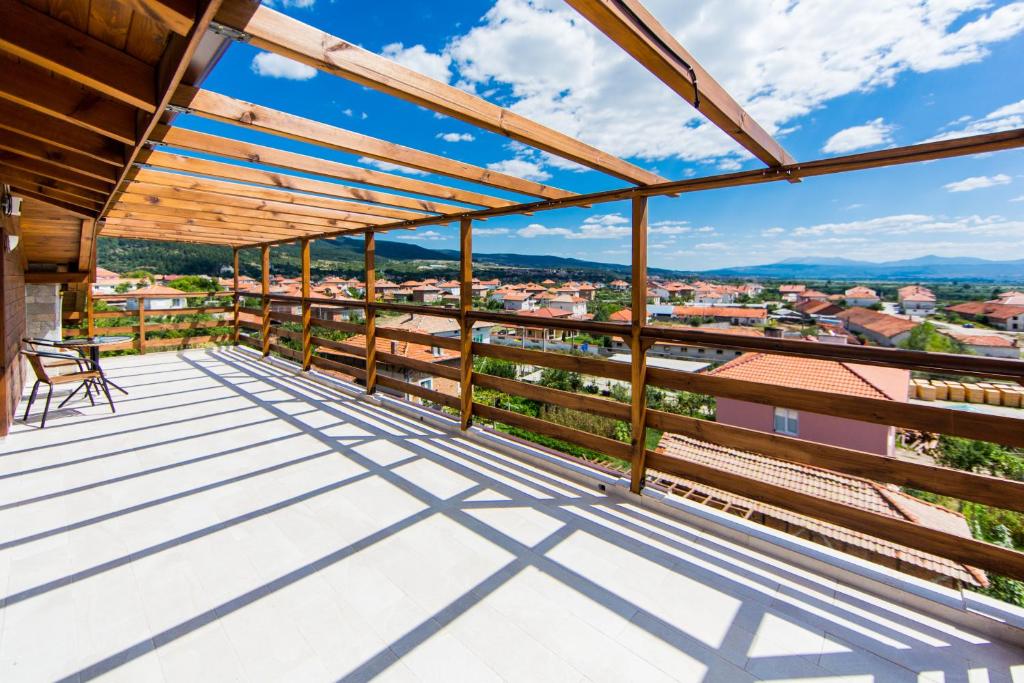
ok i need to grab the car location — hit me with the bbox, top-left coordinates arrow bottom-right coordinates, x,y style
963,323 -> 975,328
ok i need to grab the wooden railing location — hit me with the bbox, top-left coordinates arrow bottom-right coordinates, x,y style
64,290 -> 235,353
231,286 -> 1024,584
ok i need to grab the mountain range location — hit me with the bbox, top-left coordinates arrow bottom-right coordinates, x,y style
703,255 -> 1024,281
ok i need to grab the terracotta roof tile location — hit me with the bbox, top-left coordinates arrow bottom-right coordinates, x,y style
709,352 -> 908,400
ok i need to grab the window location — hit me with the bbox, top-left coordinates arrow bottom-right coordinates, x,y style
418,378 -> 433,390
774,407 -> 799,436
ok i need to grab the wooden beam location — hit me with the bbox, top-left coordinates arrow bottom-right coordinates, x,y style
261,244 -> 271,356
565,0 -> 794,168
24,271 -> 90,284
78,219 -> 97,272
629,196 -> 648,493
9,186 -> 96,218
140,150 -> 468,214
0,172 -> 103,211
0,99 -> 125,167
129,170 -> 432,220
0,152 -> 114,194
232,247 -> 241,344
116,0 -> 196,36
300,238 -> 312,370
459,217 -> 473,430
216,0 -> 666,186
0,165 -> 108,204
102,218 -> 295,242
100,228 -> 242,245
151,125 -> 514,208
254,128 -> 1024,247
172,87 -> 574,199
103,213 -> 350,240
363,231 -> 377,394
0,1 -> 156,112
0,129 -> 118,182
0,54 -> 137,145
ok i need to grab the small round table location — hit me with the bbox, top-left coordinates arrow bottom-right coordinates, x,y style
55,336 -> 132,395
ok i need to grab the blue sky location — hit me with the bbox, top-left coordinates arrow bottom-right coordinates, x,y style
183,0 -> 1024,270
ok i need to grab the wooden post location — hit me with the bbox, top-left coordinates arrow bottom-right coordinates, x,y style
629,196 -> 649,494
232,247 -> 240,345
364,231 -> 377,394
459,217 -> 473,430
300,239 -> 312,370
137,299 -> 147,354
86,287 -> 95,337
261,244 -> 271,357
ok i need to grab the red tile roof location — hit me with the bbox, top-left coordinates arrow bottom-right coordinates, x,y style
609,308 -> 632,322
128,284 -> 187,296
779,284 -> 806,293
838,307 -> 918,338
330,332 -> 458,363
709,351 -> 908,400
947,301 -> 1024,321
516,307 -> 572,318
950,333 -> 1016,347
673,306 -> 766,319
654,434 -> 984,586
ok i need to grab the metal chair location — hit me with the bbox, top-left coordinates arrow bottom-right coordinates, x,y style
22,350 -> 114,428
22,337 -> 88,371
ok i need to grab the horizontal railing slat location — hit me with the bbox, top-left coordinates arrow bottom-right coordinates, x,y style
376,326 -> 461,351
375,374 -> 460,409
309,317 -> 365,334
473,402 -> 633,461
472,342 -> 631,381
646,448 -> 1024,581
310,353 -> 368,380
467,310 -> 630,337
375,351 -> 461,380
646,409 -> 1024,513
473,372 -> 631,421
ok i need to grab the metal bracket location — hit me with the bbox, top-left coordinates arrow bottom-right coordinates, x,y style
165,104 -> 193,115
209,21 -> 251,43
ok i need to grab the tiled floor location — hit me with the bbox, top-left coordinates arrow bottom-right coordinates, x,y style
1,348 -> 1021,682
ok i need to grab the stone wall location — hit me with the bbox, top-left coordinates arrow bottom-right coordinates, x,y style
25,284 -> 61,341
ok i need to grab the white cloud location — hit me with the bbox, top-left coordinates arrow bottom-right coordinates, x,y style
264,0 -> 315,8
442,0 -> 1024,168
788,213 -> 1024,239
487,158 -> 551,181
357,157 -> 429,176
583,213 -> 628,226
1011,195 -> 1024,203
381,43 -> 453,83
396,230 -> 449,241
436,132 -> 476,142
650,220 -> 691,235
517,223 -> 571,238
761,227 -> 785,236
695,242 -> 729,251
474,227 -> 511,235
927,98 -> 1024,141
822,118 -> 895,153
250,52 -> 317,80
516,220 -> 628,240
943,174 -> 1012,192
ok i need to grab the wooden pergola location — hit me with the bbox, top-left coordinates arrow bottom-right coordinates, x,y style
3,0 -> 1024,584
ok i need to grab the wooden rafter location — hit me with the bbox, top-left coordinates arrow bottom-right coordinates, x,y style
139,149 -> 471,214
172,87 -> 574,200
0,129 -> 119,182
565,0 -> 795,168
102,220 -> 303,242
116,0 -> 197,36
0,165 -> 108,204
0,1 -> 156,112
0,99 -> 125,167
107,202 -> 371,231
215,0 -> 666,186
117,183 -> 400,225
103,214 -> 345,239
0,152 -> 114,195
149,125 -> 514,208
128,170 -> 434,220
10,186 -> 96,218
0,54 -> 137,145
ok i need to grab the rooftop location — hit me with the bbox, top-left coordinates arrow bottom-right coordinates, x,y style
4,348 -> 1023,680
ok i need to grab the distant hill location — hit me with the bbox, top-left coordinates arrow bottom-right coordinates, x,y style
703,255 -> 1024,282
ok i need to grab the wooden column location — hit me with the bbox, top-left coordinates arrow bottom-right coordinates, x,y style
629,196 -> 649,494
86,287 -> 95,337
261,244 -> 271,357
300,239 -> 312,370
137,300 -> 147,354
459,217 -> 473,430
364,231 -> 377,394
232,247 -> 240,345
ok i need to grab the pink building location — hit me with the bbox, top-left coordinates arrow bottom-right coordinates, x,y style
709,352 -> 909,456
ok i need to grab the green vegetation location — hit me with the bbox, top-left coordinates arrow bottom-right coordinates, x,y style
899,322 -> 967,354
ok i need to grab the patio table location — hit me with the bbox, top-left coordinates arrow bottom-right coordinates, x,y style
54,336 -> 132,395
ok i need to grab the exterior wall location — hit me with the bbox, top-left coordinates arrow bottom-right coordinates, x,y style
846,297 -> 880,307
963,343 -> 1020,359
716,397 -> 896,456
25,285 -> 61,341
1,213 -> 26,436
901,300 -> 935,314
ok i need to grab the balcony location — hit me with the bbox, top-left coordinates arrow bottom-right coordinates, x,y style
3,346 -> 1023,681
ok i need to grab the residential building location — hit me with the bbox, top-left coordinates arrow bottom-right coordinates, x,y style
609,326 -> 765,361
794,299 -> 844,318
378,313 -> 494,344
838,307 -> 918,346
898,285 -> 937,314
654,434 -> 983,588
514,307 -> 572,342
778,284 -> 806,302
672,306 -> 767,326
322,333 -> 460,398
548,294 -> 588,318
844,286 -> 880,307
123,285 -> 189,310
709,351 -> 909,456
502,292 -> 535,311
948,333 -> 1021,359
609,308 -> 632,323
692,284 -> 738,305
946,302 -> 1024,331
577,283 -> 598,301
411,284 -> 442,303
796,289 -> 829,303
993,290 -> 1024,305
609,279 -> 629,291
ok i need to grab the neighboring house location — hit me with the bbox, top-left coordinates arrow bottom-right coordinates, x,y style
838,307 -> 918,346
322,333 -> 460,400
947,333 -> 1020,359
514,307 -> 572,342
610,280 -> 630,291
653,433 -> 984,589
577,284 -> 598,301
377,313 -> 494,344
548,294 -> 588,318
844,286 -> 880,308
898,285 -> 937,314
672,306 -> 766,326
796,289 -> 829,303
609,308 -> 632,323
947,302 -> 1024,331
709,351 -> 909,456
411,284 -> 442,303
609,326 -> 765,362
741,283 -> 764,297
646,290 -> 663,305
692,285 -> 737,305
993,290 -> 1024,306
375,280 -> 400,298
778,284 -> 806,302
124,285 -> 188,311
794,300 -> 844,319
502,292 -> 535,311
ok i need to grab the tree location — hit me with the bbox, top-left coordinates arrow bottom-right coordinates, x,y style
475,357 -> 517,379
538,368 -> 583,392
899,322 -> 966,354
168,275 -> 219,292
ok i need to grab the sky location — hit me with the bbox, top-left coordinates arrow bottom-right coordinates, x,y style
185,0 -> 1024,271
